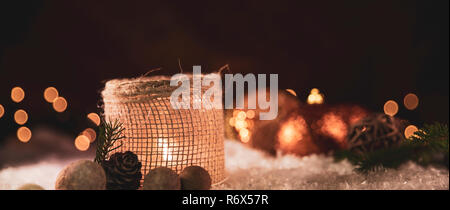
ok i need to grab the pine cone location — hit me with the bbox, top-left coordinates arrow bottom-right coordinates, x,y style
102,151 -> 142,190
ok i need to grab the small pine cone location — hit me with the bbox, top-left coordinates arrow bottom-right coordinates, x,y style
102,151 -> 142,190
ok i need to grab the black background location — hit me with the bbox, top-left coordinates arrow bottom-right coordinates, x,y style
1,190 -> 448,209
0,0 -> 448,142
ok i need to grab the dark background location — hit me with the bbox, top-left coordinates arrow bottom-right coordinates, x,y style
0,0 -> 448,143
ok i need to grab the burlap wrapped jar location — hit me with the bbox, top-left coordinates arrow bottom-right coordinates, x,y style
101,74 -> 225,186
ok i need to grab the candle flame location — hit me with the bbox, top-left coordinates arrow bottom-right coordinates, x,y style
158,138 -> 173,161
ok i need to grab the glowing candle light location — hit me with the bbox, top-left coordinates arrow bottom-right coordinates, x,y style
87,113 -> 101,126
158,138 -> 175,162
52,97 -> 68,112
0,104 -> 4,118
44,87 -> 59,103
74,135 -> 90,151
383,100 -> 399,116
404,93 -> 419,110
17,126 -> 32,143
11,87 -> 25,103
14,109 -> 28,125
404,125 -> 419,139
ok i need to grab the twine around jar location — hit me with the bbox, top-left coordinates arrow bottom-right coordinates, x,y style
102,74 -> 226,186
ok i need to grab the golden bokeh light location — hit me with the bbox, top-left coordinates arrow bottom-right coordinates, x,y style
239,128 -> 250,143
11,87 -> 25,103
44,87 -> 59,103
241,135 -> 250,143
404,93 -> 419,110
82,128 -> 97,142
234,120 -> 247,130
236,111 -> 246,121
87,113 -> 101,126
246,110 -> 255,119
74,135 -> 90,151
228,117 -> 236,126
285,89 -> 297,96
307,88 -> 324,104
0,104 -> 4,118
52,97 -> 68,112
278,116 -> 308,148
319,113 -> 347,141
404,125 -> 419,139
14,109 -> 28,125
383,100 -> 399,116
17,126 -> 32,143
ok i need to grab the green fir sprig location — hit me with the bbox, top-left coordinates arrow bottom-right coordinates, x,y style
335,123 -> 449,173
94,118 -> 125,164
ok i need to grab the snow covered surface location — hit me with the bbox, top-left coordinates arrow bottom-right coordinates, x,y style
0,140 -> 448,190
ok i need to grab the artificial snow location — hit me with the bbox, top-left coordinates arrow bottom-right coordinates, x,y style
0,140 -> 448,190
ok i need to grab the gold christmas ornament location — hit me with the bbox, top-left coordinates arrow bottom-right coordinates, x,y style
55,160 -> 106,190
143,167 -> 181,190
102,75 -> 225,186
180,166 -> 211,190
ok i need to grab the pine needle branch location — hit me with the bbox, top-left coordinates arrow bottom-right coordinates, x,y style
94,118 -> 126,164
335,123 -> 449,173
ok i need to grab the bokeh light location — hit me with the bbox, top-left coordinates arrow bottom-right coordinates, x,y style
228,117 -> 236,126
239,128 -> 250,143
11,87 -> 25,103
14,109 -> 28,125
44,87 -> 59,103
404,93 -> 419,110
236,111 -> 246,121
234,120 -> 247,130
52,97 -> 68,112
74,135 -> 90,151
87,113 -> 101,126
307,88 -> 324,104
246,110 -> 255,119
278,116 -> 308,149
0,104 -> 4,118
404,125 -> 419,139
17,126 -> 32,143
319,112 -> 347,141
285,89 -> 297,96
81,128 -> 97,142
383,100 -> 399,116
